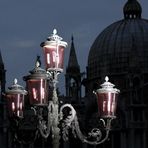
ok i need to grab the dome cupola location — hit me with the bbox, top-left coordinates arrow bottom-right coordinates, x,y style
123,0 -> 142,19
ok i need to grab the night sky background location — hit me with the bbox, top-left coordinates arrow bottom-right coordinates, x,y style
0,0 -> 148,94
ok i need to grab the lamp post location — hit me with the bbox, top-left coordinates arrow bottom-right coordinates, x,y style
5,29 -> 120,148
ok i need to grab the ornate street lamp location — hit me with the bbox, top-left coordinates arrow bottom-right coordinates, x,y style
5,29 -> 120,148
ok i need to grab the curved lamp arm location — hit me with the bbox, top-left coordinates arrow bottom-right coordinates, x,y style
60,104 -> 113,145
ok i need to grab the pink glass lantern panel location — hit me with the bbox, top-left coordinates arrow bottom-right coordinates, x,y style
27,79 -> 48,105
43,45 -> 65,71
97,92 -> 118,118
7,94 -> 24,118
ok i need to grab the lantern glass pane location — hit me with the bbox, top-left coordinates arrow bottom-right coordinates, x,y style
58,46 -> 65,69
43,45 -> 65,71
7,94 -> 25,118
27,79 -> 48,105
97,92 -> 118,118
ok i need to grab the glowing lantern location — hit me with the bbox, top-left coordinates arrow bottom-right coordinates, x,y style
6,79 -> 27,118
40,29 -> 68,72
96,76 -> 120,118
23,60 -> 49,106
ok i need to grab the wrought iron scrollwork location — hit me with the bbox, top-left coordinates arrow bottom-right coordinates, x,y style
59,103 -> 113,145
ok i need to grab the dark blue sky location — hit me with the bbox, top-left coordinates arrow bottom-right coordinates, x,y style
0,0 -> 148,94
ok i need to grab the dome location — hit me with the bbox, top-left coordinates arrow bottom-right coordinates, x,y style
88,0 -> 148,80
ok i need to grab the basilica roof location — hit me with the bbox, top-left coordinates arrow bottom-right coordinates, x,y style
88,0 -> 148,80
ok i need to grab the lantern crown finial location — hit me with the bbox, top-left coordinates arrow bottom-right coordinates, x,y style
35,56 -> 41,68
14,78 -> 18,85
36,61 -> 40,68
47,29 -> 63,41
53,29 -> 57,35
98,76 -> 120,93
105,76 -> 109,82
7,78 -> 27,94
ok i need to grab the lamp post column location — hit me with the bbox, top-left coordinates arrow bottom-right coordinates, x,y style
41,29 -> 68,148
51,73 -> 60,148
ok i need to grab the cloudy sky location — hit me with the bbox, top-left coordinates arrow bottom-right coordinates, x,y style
0,0 -> 148,94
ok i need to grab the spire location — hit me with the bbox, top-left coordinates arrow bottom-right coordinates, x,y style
67,36 -> 80,72
0,50 -> 4,69
123,0 -> 142,19
0,50 -> 6,97
65,36 -> 81,101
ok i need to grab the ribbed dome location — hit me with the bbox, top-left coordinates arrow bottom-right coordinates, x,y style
88,1 -> 148,80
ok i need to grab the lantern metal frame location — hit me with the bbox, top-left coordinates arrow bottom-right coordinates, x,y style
5,29 -> 120,148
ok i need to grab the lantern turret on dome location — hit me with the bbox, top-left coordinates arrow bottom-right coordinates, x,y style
123,0 -> 142,19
